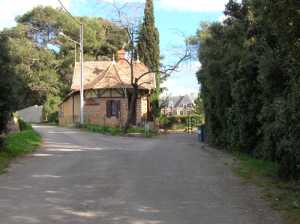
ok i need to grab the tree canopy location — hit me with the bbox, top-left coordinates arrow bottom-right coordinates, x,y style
0,6 -> 127,132
196,0 -> 300,179
137,0 -> 161,117
17,6 -> 127,90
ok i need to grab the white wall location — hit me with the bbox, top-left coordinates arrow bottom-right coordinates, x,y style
17,105 -> 43,123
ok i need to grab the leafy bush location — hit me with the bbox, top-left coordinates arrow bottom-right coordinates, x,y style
43,95 -> 60,123
159,115 -> 172,129
127,127 -> 145,133
85,124 -> 122,136
196,0 -> 300,179
84,124 -> 155,136
159,115 -> 202,129
18,118 -> 33,131
3,129 -> 41,157
47,112 -> 59,124
0,122 -> 41,172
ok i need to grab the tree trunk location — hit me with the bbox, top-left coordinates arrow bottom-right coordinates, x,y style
124,86 -> 138,132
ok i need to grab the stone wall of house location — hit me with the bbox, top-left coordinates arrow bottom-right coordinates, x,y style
59,93 -> 150,127
136,98 -> 142,125
135,96 -> 148,124
84,98 -> 128,127
59,96 -> 128,127
58,94 -> 80,126
141,96 -> 148,120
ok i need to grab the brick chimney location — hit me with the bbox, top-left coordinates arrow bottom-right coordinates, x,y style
117,48 -> 126,62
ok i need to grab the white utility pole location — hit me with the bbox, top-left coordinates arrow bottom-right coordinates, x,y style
79,23 -> 84,125
59,29 -> 84,125
57,0 -> 84,125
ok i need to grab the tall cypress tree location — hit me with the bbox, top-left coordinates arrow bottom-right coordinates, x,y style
137,0 -> 160,117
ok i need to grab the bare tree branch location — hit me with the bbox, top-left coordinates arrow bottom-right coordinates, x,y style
137,81 -> 151,87
135,46 -> 191,83
96,0 -> 192,130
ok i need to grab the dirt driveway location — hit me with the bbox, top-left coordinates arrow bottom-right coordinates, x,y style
0,125 -> 282,224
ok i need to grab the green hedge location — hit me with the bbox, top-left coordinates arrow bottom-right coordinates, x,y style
18,118 -> 33,131
3,129 -> 41,157
84,124 -> 122,136
197,1 -> 300,179
84,124 -> 155,137
0,122 -> 41,172
159,115 -> 202,129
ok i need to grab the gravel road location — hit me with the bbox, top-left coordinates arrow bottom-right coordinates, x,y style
0,125 -> 282,224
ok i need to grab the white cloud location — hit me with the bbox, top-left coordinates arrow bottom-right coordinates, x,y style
0,0 -> 70,30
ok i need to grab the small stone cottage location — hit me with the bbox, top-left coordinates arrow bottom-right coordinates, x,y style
59,49 -> 156,127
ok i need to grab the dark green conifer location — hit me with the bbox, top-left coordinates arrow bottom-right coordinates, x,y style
137,0 -> 160,117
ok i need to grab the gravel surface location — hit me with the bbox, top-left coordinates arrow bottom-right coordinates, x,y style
0,125 -> 283,224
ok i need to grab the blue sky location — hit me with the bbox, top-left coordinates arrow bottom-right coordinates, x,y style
0,0 -> 227,96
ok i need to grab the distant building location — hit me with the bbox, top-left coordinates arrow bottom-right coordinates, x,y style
161,94 -> 195,116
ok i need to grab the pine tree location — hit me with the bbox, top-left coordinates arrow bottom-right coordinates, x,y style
137,0 -> 160,117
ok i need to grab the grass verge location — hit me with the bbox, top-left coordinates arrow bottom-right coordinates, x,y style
232,153 -> 300,224
83,124 -> 156,137
0,125 -> 41,173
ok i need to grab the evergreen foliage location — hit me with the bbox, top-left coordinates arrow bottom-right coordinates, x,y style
0,121 -> 41,172
17,6 -> 127,92
196,0 -> 300,179
137,0 -> 160,117
0,6 -> 127,133
0,25 -> 59,132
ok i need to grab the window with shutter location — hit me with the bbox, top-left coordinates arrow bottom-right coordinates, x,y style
106,100 -> 120,118
106,101 -> 112,117
115,101 -> 120,118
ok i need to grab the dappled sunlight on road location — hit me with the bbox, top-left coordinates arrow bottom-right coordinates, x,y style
45,190 -> 63,194
137,206 -> 160,213
0,186 -> 23,191
0,177 -> 165,223
0,125 -> 283,224
42,140 -> 126,153
55,206 -> 109,218
48,131 -> 81,134
130,219 -> 162,224
32,154 -> 54,157
11,216 -> 40,224
32,174 -> 62,178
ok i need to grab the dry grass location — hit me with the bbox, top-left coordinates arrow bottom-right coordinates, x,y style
233,153 -> 300,224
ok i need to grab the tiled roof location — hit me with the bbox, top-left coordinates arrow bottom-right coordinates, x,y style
71,60 -> 156,91
179,95 -> 194,106
163,95 -> 194,108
